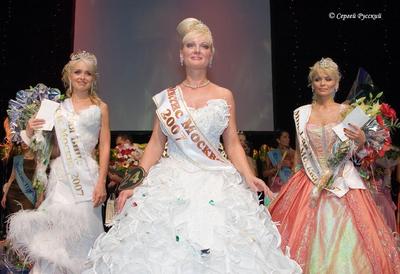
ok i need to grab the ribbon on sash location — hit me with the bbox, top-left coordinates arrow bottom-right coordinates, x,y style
13,155 -> 36,205
267,149 -> 292,182
54,101 -> 94,202
153,87 -> 231,170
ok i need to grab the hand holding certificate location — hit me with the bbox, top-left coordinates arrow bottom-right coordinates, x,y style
35,99 -> 60,131
332,106 -> 370,141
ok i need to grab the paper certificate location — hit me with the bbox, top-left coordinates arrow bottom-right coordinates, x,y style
332,106 -> 370,141
35,99 -> 60,131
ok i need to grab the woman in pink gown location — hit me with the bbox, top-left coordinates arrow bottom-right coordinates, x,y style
269,58 -> 400,274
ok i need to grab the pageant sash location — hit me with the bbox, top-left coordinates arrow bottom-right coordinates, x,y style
54,102 -> 93,202
13,155 -> 36,205
267,149 -> 292,182
294,105 -> 323,186
294,105 -> 363,197
153,87 -> 231,170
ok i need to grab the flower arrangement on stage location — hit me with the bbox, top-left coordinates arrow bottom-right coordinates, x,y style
109,143 -> 144,177
7,83 -> 63,196
316,92 -> 399,193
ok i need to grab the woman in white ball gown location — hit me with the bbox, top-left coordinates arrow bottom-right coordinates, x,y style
8,51 -> 110,274
84,18 -> 301,274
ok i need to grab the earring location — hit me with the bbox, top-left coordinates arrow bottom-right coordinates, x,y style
180,56 -> 184,66
209,58 -> 213,68
90,82 -> 94,95
69,79 -> 72,94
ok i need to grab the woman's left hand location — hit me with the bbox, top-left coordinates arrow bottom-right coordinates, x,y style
245,175 -> 274,201
344,123 -> 366,146
92,181 -> 107,207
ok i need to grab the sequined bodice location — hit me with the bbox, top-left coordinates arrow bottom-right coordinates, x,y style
306,122 -> 339,170
161,99 -> 230,157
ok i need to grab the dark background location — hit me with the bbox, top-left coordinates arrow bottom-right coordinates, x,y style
1,0 -> 399,148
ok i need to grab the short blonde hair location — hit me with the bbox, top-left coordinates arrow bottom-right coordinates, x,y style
61,50 -> 101,105
176,18 -> 214,53
308,57 -> 341,86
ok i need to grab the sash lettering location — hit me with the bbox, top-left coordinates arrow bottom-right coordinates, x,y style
153,87 -> 231,170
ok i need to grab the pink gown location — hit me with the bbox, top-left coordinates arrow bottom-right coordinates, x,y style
270,122 -> 400,274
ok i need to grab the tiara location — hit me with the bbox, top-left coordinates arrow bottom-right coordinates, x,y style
319,58 -> 331,68
70,51 -> 96,63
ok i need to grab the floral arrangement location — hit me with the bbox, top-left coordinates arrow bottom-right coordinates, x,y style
316,92 -> 399,193
7,83 -> 63,196
351,93 -> 399,186
109,143 -> 144,177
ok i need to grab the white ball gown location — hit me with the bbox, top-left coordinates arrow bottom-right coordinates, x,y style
84,93 -> 301,274
7,99 -> 104,274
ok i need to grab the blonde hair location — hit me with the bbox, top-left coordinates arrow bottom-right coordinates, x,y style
176,18 -> 214,53
61,50 -> 102,105
308,57 -> 341,86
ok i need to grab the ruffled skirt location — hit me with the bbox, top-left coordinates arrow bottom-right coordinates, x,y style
84,156 -> 301,274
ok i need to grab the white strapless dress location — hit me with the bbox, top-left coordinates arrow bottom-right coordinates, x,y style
84,99 -> 301,274
8,99 -> 104,274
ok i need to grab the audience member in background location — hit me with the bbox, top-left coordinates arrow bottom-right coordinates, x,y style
238,131 -> 258,176
369,146 -> 399,232
1,143 -> 36,213
263,130 -> 295,193
1,117 -> 14,239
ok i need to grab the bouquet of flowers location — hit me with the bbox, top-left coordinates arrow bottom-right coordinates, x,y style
109,143 -> 144,177
351,93 -> 399,186
317,92 -> 399,193
7,83 -> 63,196
1,242 -> 32,273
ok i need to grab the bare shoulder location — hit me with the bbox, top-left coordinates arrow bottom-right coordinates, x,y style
211,83 -> 234,104
98,101 -> 109,115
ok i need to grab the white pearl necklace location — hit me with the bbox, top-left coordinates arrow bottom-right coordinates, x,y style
182,80 -> 210,89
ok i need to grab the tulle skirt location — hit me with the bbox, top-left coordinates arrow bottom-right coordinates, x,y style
269,170 -> 400,274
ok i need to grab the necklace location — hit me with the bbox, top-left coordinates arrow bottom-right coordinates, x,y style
182,80 -> 210,89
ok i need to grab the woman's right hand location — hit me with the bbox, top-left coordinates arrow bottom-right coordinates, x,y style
26,118 -> 46,137
116,189 -> 134,213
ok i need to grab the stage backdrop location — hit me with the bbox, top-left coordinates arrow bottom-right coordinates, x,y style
74,0 -> 273,131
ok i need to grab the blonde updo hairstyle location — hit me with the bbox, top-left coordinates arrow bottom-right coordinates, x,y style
308,57 -> 341,86
61,50 -> 101,105
176,18 -> 215,53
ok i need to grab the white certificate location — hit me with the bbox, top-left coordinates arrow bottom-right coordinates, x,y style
36,99 -> 60,131
332,106 -> 370,141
